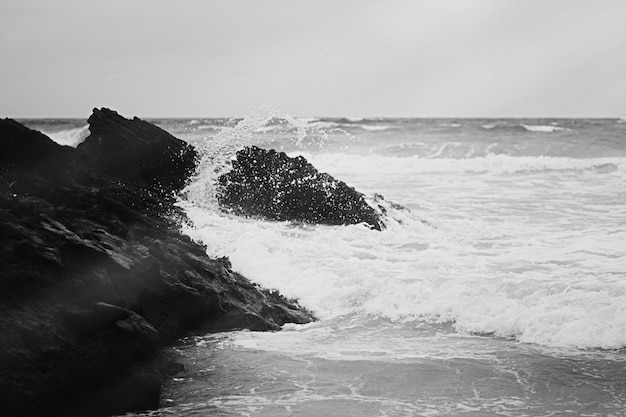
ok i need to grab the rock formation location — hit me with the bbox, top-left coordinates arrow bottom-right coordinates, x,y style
0,109 -> 313,417
217,146 -> 384,230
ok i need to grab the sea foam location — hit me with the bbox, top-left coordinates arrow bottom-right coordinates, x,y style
179,114 -> 626,350
180,192 -> 626,350
522,124 -> 569,133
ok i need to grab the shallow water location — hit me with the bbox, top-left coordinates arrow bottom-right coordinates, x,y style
146,317 -> 626,416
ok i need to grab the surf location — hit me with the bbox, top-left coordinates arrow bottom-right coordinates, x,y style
44,124 -> 90,147
176,113 -> 626,351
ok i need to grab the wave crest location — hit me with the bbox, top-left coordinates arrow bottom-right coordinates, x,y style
300,152 -> 626,177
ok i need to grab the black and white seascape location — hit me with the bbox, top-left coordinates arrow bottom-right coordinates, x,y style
2,2 -> 626,417
25,115 -> 626,416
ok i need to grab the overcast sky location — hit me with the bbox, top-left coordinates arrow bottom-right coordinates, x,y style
1,0 -> 625,118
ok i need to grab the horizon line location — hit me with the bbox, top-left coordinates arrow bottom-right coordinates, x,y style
10,115 -> 626,121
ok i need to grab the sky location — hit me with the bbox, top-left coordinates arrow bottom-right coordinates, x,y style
1,0 -> 625,118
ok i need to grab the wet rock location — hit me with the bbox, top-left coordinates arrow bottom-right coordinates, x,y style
0,111 -> 315,417
77,108 -> 197,193
0,118 -> 72,172
217,146 -> 384,230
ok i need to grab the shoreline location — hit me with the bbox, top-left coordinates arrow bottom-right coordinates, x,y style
0,108 -> 314,416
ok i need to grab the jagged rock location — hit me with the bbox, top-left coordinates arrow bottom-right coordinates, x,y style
217,146 -> 384,230
0,118 -> 72,171
0,110 -> 314,417
77,108 -> 198,193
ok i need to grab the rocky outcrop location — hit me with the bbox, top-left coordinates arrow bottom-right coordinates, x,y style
217,146 -> 384,230
0,118 -> 73,171
0,110 -> 313,417
78,108 -> 197,192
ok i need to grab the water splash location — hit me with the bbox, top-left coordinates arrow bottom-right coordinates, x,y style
180,106 -> 352,210
44,125 -> 90,147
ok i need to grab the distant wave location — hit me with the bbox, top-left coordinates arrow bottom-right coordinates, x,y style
522,124 -> 569,133
299,152 -> 625,176
482,123 -> 568,133
360,124 -> 390,131
44,125 -> 90,147
481,123 -> 527,132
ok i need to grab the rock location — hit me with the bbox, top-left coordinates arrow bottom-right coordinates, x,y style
0,118 -> 72,172
217,146 -> 384,230
53,303 -> 162,417
0,111 -> 315,417
77,108 -> 198,193
61,371 -> 163,417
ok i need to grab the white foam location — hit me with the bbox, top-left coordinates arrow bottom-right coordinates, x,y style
180,187 -> 626,350
178,113 -> 626,351
44,125 -> 90,147
522,124 -> 568,133
181,107 -> 345,211
360,124 -> 389,131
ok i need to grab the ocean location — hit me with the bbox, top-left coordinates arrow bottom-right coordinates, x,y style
25,113 -> 626,416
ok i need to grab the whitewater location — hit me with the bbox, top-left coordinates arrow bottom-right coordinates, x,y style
39,114 -> 626,416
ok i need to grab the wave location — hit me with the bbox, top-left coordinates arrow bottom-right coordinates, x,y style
299,152 -> 625,176
179,192 -> 626,350
181,108 -> 374,210
360,124 -> 390,131
176,110 -> 626,350
481,123 -> 526,132
44,125 -> 90,147
481,123 -> 569,133
522,124 -> 569,133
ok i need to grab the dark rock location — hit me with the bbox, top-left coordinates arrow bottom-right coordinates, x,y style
61,371 -> 163,417
217,146 -> 384,230
0,111 -> 314,417
0,118 -> 72,172
77,108 -> 198,193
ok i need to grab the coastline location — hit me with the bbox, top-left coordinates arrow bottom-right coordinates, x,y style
0,108 -> 314,416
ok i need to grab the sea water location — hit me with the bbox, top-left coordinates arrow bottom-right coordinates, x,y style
35,114 -> 626,416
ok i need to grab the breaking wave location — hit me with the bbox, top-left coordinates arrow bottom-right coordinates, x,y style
44,125 -> 90,147
178,111 -> 626,350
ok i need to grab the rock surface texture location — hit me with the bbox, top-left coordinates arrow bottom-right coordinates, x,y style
0,109 -> 313,417
217,146 -> 384,230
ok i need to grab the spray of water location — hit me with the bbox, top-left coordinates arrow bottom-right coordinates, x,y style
180,106 -> 352,210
